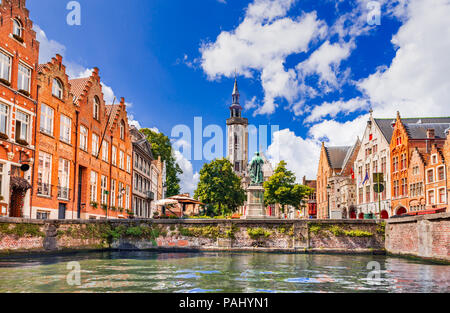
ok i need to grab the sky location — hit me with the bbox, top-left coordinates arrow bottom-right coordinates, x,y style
28,0 -> 450,195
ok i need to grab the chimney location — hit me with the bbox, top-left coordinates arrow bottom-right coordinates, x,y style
426,128 -> 435,139
55,54 -> 63,64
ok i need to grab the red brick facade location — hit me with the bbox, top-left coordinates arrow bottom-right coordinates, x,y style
0,0 -> 39,217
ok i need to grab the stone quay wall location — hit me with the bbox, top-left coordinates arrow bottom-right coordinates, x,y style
385,212 -> 449,262
0,218 -> 385,255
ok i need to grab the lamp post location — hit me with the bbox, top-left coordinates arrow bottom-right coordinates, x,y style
327,184 -> 331,219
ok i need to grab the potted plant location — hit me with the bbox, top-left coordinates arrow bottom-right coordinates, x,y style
13,34 -> 24,43
0,133 -> 9,140
90,201 -> 98,209
118,207 -> 124,213
152,211 -> 160,219
110,206 -> 117,212
18,89 -> 30,97
0,78 -> 10,86
101,204 -> 107,211
15,138 -> 29,146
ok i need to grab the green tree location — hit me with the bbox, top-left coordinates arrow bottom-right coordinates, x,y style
263,161 -> 313,213
140,128 -> 182,197
194,158 -> 246,216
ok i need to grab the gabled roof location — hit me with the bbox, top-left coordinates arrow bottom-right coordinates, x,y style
340,138 -> 361,173
404,123 -> 450,139
374,117 -> 450,142
134,138 -> 155,160
105,104 -> 121,128
325,146 -> 352,170
69,77 -> 91,102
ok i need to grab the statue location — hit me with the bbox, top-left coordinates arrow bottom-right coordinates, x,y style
249,152 -> 264,185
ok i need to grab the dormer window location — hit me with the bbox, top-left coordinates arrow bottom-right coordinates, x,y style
52,78 -> 63,99
93,96 -> 100,120
120,120 -> 125,140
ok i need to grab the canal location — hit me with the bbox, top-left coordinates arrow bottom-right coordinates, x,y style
0,252 -> 448,293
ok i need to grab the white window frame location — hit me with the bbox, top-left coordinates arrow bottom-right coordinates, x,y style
92,133 -> 99,157
112,145 -> 117,166
437,187 -> 446,204
13,19 -> 22,37
126,155 -> 131,173
37,151 -> 52,197
40,103 -> 54,135
79,125 -> 88,151
102,141 -> 109,162
60,114 -> 71,144
125,185 -> 130,211
437,165 -> 446,181
428,189 -> 435,205
0,51 -> 11,82
15,110 -> 29,142
119,150 -> 124,169
93,96 -> 100,120
58,158 -> 70,200
52,78 -> 63,99
426,168 -> 435,184
17,63 -> 31,92
111,179 -> 116,207
0,103 -> 8,135
101,175 -> 108,205
90,171 -> 98,203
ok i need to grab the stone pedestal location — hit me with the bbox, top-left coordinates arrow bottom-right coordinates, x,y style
245,185 -> 266,219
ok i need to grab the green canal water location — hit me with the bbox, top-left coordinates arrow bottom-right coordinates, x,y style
0,251 -> 448,293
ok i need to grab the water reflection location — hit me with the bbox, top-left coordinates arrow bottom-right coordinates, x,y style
0,252 -> 448,293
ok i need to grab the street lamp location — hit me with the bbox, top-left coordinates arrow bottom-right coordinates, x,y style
327,184 -> 331,219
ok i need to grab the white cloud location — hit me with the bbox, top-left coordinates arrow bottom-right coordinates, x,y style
304,97 -> 369,123
297,40 -> 353,93
34,25 -> 66,64
244,96 -> 258,111
357,0 -> 450,118
266,129 -> 321,181
174,150 -> 200,196
200,0 -> 327,115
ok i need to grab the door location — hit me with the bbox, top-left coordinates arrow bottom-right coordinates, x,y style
58,203 -> 66,220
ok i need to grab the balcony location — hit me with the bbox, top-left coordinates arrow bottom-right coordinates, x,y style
146,191 -> 155,200
57,186 -> 71,200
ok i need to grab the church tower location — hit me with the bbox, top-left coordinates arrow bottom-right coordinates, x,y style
227,78 -> 249,176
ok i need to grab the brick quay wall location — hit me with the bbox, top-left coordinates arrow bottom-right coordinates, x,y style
0,218 -> 385,255
385,212 -> 449,263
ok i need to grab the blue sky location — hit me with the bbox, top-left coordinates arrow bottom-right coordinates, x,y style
28,0 -> 450,194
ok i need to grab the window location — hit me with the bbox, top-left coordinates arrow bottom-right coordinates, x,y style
0,164 -> 4,198
381,157 -> 386,174
373,160 -> 378,173
40,103 -> 54,135
90,171 -> 98,203
0,103 -> 8,135
101,175 -> 108,205
126,155 -> 131,172
112,145 -> 117,166
13,19 -> 22,37
393,180 -> 399,198
373,144 -> 378,154
58,158 -> 70,200
93,96 -> 100,120
92,133 -> 99,156
60,114 -> 71,144
111,179 -> 116,207
120,120 -> 125,140
0,52 -> 11,82
401,178 -> 408,196
37,152 -> 52,196
102,141 -> 109,162
119,150 -> 124,169
15,111 -> 29,142
118,182 -> 124,208
428,190 -> 435,205
432,155 -> 437,165
52,78 -> 63,99
438,166 -> 445,181
79,126 -> 88,151
438,188 -> 446,204
125,185 -> 130,211
396,137 -> 402,146
401,154 -> 406,170
393,156 -> 398,172
427,169 -> 434,183
17,63 -> 31,92
365,185 -> 370,203
36,211 -> 49,220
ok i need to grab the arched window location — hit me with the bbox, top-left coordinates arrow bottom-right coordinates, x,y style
13,19 -> 22,38
52,78 -> 63,99
93,96 -> 100,120
120,120 -> 125,140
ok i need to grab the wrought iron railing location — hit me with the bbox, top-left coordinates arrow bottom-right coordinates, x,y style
57,186 -> 71,200
37,183 -> 52,197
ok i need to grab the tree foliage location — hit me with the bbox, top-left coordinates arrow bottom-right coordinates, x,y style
194,158 -> 246,216
140,128 -> 182,197
263,161 -> 313,212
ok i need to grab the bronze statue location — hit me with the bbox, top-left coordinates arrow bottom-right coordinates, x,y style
249,152 -> 264,185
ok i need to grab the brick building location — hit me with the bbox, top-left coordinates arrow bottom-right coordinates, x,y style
443,129 -> 450,211
316,140 -> 360,219
424,144 -> 447,211
390,112 -> 450,216
0,0 -> 39,217
302,176 -> 316,219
